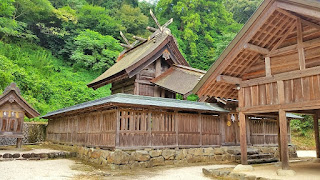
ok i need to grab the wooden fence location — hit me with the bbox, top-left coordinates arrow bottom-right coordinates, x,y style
46,107 -> 288,149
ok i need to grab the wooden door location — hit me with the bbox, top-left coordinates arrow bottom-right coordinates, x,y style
224,113 -> 240,145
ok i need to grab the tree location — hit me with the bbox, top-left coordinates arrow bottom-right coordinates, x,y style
70,29 -> 122,71
156,0 -> 242,70
225,0 -> 263,24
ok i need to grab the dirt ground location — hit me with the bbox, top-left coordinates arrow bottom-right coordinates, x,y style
243,160 -> 320,180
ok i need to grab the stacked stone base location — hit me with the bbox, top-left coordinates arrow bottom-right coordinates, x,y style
0,151 -> 77,161
71,145 -> 297,169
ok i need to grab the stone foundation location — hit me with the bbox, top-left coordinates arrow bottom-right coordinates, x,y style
70,145 -> 297,169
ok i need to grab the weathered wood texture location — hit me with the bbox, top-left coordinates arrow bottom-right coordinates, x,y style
47,110 -> 116,148
46,107 -> 283,149
250,118 -> 290,145
0,103 -> 25,138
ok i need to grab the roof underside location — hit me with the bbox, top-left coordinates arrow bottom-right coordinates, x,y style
151,65 -> 206,95
42,93 -> 228,118
87,33 -> 189,89
194,0 -> 320,100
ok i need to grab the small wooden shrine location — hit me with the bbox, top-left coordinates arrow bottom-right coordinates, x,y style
0,83 -> 40,148
194,0 -> 320,170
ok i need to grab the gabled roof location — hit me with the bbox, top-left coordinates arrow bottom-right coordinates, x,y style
42,93 -> 228,118
193,0 -> 320,99
0,83 -> 40,118
87,33 -> 189,89
151,64 -> 206,96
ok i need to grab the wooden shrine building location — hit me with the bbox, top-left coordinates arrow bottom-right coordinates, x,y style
0,83 -> 40,148
194,0 -> 320,170
87,12 -> 204,99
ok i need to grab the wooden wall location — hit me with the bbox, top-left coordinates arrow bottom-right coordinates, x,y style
47,110 -> 116,147
0,103 -> 25,137
46,108 -> 286,149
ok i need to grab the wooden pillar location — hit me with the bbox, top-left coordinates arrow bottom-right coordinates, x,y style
239,112 -> 248,165
246,116 -> 251,145
175,111 -> 179,147
265,56 -> 271,77
115,109 -> 120,148
199,113 -> 202,147
277,116 -> 282,161
279,109 -> 289,170
16,138 -> 22,149
314,112 -> 320,158
220,113 -> 226,145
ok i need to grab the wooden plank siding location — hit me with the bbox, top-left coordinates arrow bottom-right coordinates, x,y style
46,107 -> 284,149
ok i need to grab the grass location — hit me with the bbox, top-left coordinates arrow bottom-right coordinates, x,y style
291,129 -> 316,150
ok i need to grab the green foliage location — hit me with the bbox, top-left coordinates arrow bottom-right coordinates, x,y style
225,0 -> 263,24
156,0 -> 242,70
70,29 -> 122,71
290,115 -> 314,136
0,41 -> 110,115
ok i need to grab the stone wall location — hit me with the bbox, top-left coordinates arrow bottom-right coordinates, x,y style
73,145 -> 297,169
0,122 -> 47,146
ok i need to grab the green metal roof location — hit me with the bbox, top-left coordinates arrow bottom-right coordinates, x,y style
42,93 -> 229,118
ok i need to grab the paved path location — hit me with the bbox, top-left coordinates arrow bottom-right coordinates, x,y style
297,150 -> 316,158
0,159 -> 82,180
135,164 -> 235,180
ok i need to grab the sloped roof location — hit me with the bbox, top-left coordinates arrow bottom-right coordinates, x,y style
193,0 -> 320,99
88,33 -> 189,89
151,65 -> 206,95
0,83 -> 40,118
42,93 -> 228,118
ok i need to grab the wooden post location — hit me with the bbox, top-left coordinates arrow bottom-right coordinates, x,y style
154,59 -> 161,97
246,115 -> 251,145
265,56 -> 271,77
115,110 -> 120,148
279,109 -> 289,170
277,116 -> 282,161
175,111 -> 179,147
16,138 -> 22,149
220,113 -> 226,145
199,113 -> 202,147
239,112 -> 248,165
314,112 -> 320,158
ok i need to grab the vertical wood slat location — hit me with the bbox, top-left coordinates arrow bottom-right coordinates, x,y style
116,109 -> 120,147
314,112 -> 320,158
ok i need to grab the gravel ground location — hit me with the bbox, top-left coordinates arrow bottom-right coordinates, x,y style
0,159 -> 82,180
297,150 -> 316,157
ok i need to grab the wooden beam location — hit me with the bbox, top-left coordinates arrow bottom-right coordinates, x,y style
301,19 -> 320,30
277,2 -> 320,19
264,56 -> 271,77
241,66 -> 320,87
314,112 -> 320,158
270,20 -> 297,52
216,75 -> 242,84
120,43 -> 132,49
133,36 -> 147,42
297,18 -> 306,70
279,109 -> 289,170
269,37 -> 320,57
244,43 -> 270,54
146,26 -> 157,32
239,111 -> 248,165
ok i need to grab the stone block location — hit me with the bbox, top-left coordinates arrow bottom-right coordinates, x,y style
313,158 -> 320,163
165,160 -> 174,165
3,153 -> 12,158
276,169 -> 296,176
162,149 -> 175,160
132,150 -> 150,162
233,164 -> 254,172
213,148 -> 225,155
107,150 -> 130,165
194,148 -> 204,156
39,153 -> 48,158
150,156 -> 165,166
203,147 -> 214,156
149,150 -> 162,157
91,150 -> 102,159
215,155 -> 224,161
12,153 -> 20,158
187,148 -> 196,154
175,149 -> 187,160
101,150 -> 110,159
227,148 -> 241,155
0,154 -> 2,158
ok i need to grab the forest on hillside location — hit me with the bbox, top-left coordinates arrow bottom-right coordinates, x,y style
0,0 -> 262,116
